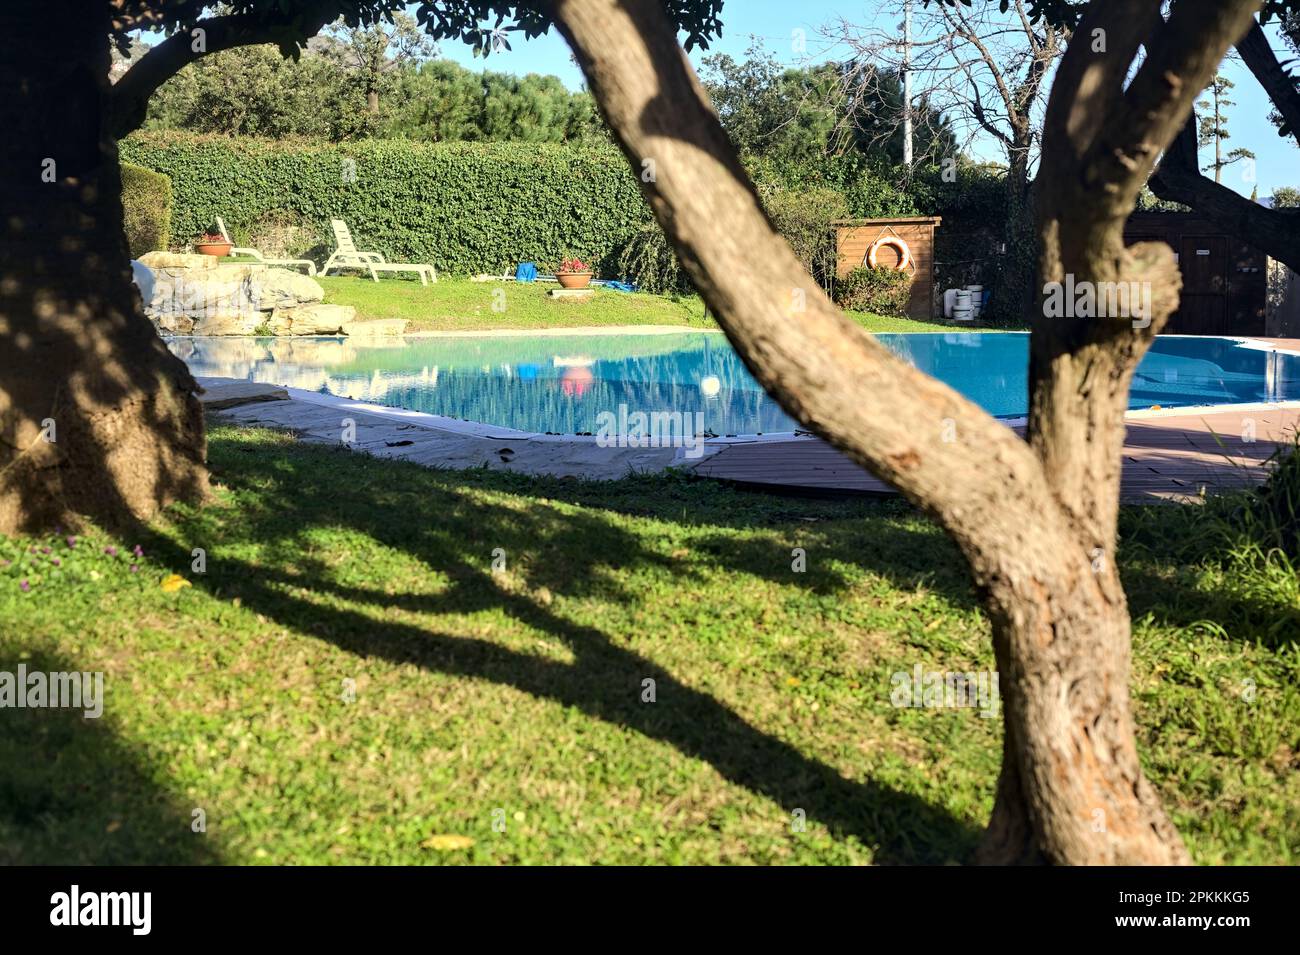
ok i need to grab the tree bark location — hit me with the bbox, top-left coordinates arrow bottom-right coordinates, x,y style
0,2 -> 208,533
1151,119 -> 1300,272
550,0 -> 1260,863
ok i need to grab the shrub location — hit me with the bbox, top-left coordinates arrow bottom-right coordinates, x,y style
119,161 -> 173,257
119,132 -> 652,276
834,265 -> 911,315
616,221 -> 691,294
762,186 -> 850,290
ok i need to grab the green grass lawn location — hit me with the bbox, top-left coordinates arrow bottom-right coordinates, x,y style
2,428 -> 1295,865
316,274 -> 967,334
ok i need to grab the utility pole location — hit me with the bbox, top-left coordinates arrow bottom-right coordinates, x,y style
902,0 -> 913,168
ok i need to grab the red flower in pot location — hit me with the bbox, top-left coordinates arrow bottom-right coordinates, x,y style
556,257 -> 593,289
194,232 -> 232,257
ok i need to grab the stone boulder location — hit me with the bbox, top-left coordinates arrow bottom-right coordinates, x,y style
148,262 -> 262,326
141,260 -> 326,336
255,268 -> 325,310
268,304 -> 357,335
192,311 -> 265,336
138,251 -> 219,270
154,313 -> 197,335
139,255 -> 384,338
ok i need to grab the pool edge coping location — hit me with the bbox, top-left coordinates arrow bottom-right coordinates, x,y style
277,385 -> 1300,459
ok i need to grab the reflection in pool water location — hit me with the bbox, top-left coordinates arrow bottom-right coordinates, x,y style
169,332 -> 1300,437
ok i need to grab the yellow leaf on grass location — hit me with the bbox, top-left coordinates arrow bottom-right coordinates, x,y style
422,834 -> 475,851
161,573 -> 192,593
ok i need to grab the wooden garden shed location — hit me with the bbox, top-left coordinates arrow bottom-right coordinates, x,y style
835,216 -> 942,321
1123,211 -> 1267,335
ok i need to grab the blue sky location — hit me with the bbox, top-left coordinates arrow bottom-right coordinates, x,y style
425,0 -> 1298,198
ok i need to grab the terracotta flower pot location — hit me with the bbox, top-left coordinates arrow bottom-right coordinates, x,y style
556,271 -> 593,290
195,240 -> 232,258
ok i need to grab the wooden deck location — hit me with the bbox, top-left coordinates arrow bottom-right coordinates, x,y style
693,406 -> 1300,503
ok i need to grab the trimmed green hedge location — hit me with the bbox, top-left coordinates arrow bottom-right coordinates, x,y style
119,132 -> 651,276
833,265 -> 911,315
120,161 -> 172,258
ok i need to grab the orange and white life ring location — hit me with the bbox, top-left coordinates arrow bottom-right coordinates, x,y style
867,235 -> 913,271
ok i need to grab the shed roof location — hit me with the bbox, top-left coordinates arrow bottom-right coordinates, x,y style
832,216 -> 943,226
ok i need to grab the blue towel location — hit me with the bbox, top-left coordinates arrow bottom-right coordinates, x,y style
515,262 -> 538,283
603,280 -> 638,293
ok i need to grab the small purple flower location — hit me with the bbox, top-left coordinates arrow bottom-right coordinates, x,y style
132,545 -> 144,558
104,546 -> 117,557
66,536 -> 77,548
19,580 -> 29,592
51,558 -> 61,567
130,564 -> 139,573
41,546 -> 50,554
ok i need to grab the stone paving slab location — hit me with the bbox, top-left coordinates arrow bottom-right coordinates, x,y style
200,377 -> 690,479
196,379 -> 289,410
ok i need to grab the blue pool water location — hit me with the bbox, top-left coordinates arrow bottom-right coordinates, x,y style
170,332 -> 1300,436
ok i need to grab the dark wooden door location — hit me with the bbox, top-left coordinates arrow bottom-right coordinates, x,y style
1176,236 -> 1228,334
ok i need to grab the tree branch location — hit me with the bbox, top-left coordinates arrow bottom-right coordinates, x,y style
1151,116 -> 1300,272
1236,17 -> 1300,140
108,3 -> 343,138
1048,0 -> 1261,233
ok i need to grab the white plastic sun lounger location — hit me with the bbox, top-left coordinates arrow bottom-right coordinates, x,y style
319,219 -> 437,284
215,216 -> 317,275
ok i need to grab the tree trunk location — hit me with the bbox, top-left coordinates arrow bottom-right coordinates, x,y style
979,239 -> 1189,863
0,3 -> 208,534
550,0 -> 1259,863
989,148 -> 1037,326
367,87 -> 380,114
1215,89 -> 1224,182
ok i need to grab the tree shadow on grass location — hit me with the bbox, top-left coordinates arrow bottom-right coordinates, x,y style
0,644 -> 221,865
142,431 -> 984,864
1116,500 -> 1300,649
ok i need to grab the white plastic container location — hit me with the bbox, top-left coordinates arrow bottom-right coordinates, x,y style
943,288 -> 958,318
966,285 -> 984,320
953,290 -> 973,322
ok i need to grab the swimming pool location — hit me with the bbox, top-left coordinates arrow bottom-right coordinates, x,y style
170,332 -> 1300,437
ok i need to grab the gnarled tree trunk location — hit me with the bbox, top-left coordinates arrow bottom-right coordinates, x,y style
0,1 -> 208,533
551,0 -> 1261,863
